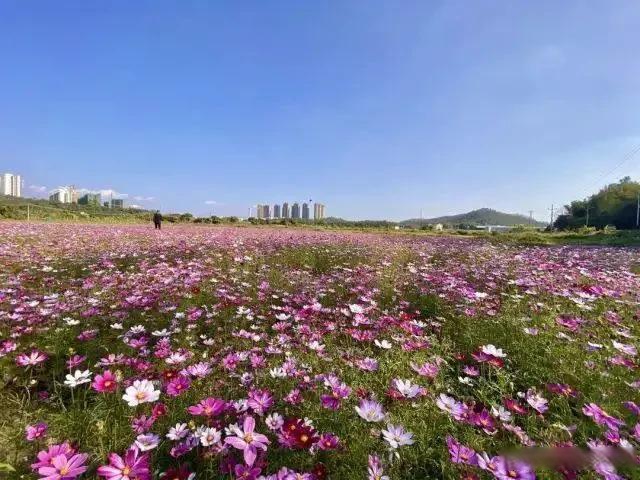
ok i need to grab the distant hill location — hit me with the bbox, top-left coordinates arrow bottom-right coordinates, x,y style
401,208 -> 545,227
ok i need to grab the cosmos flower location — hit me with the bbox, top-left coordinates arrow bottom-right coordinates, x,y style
64,370 -> 92,388
97,448 -> 150,480
195,426 -> 221,447
134,433 -> 160,452
16,350 -> 48,367
92,370 -> 119,393
187,397 -> 226,417
165,375 -> 191,397
224,416 -> 270,466
381,424 -> 414,449
26,423 -> 48,441
122,380 -> 160,407
355,399 -> 385,422
36,452 -> 88,480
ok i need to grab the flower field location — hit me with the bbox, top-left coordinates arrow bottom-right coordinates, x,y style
1,223 -> 639,479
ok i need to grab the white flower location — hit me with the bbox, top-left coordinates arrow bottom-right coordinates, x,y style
196,426 -> 221,447
458,376 -> 473,385
64,369 -> 92,388
64,317 -> 80,326
348,304 -> 365,314
122,379 -> 160,406
129,325 -> 146,334
481,344 -> 506,358
308,341 -> 325,351
152,329 -> 170,337
491,405 -> 512,422
110,323 -> 123,330
374,339 -> 392,349
265,412 -> 284,431
382,424 -> 415,449
393,379 -> 421,398
270,367 -> 287,378
134,433 -> 160,451
166,423 -> 189,441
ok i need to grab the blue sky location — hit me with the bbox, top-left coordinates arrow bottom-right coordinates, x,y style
2,1 -> 639,220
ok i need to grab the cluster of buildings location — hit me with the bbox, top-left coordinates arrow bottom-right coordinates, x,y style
49,186 -> 124,208
0,173 -> 22,197
255,202 -> 325,220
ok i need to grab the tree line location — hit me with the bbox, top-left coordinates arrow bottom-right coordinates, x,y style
554,177 -> 640,230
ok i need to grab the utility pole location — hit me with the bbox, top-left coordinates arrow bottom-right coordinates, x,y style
549,204 -> 555,230
528,210 -> 534,225
585,204 -> 592,227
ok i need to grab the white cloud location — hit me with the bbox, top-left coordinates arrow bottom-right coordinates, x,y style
133,195 -> 155,202
28,185 -> 47,192
204,200 -> 218,205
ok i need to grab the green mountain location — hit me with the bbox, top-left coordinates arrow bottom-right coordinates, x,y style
401,208 -> 545,227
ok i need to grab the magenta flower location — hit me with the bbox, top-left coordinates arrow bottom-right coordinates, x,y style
187,397 -> 226,417
446,436 -> 478,466
92,370 -> 118,393
97,448 -> 150,480
247,389 -> 274,415
26,422 -> 48,441
165,375 -> 191,397
37,453 -> 88,480
224,416 -> 270,466
32,443 -> 76,471
582,403 -> 625,431
234,464 -> 261,480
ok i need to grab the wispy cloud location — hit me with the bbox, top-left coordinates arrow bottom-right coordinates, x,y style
204,200 -> 219,205
76,188 -> 129,199
28,184 -> 47,192
133,195 -> 155,202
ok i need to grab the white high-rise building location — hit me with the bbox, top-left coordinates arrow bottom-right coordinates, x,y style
0,173 -> 22,197
49,186 -> 77,204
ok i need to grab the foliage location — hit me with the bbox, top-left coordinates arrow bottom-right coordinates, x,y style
555,177 -> 640,230
1,224 -> 639,479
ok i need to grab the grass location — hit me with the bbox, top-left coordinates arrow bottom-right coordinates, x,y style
0,223 -> 639,479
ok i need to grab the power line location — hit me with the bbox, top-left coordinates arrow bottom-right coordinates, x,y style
581,142 -> 640,195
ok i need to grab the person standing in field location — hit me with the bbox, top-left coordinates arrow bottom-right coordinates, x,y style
153,210 -> 163,230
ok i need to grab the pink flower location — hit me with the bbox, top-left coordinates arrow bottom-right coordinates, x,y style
16,350 -> 48,367
165,375 -> 191,397
224,416 -> 270,466
187,397 -> 226,417
92,370 -> 118,393
247,389 -> 274,416
32,443 -> 75,471
97,448 -> 150,480
37,453 -> 88,480
26,422 -> 48,441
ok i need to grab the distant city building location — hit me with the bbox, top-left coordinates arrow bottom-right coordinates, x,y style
291,202 -> 301,219
273,204 -> 281,218
263,204 -> 271,219
103,201 -> 110,208
313,203 -> 325,220
256,204 -> 264,219
78,193 -> 101,206
111,198 -> 124,209
282,202 -> 290,219
49,186 -> 77,204
302,202 -> 310,219
0,173 -> 22,197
